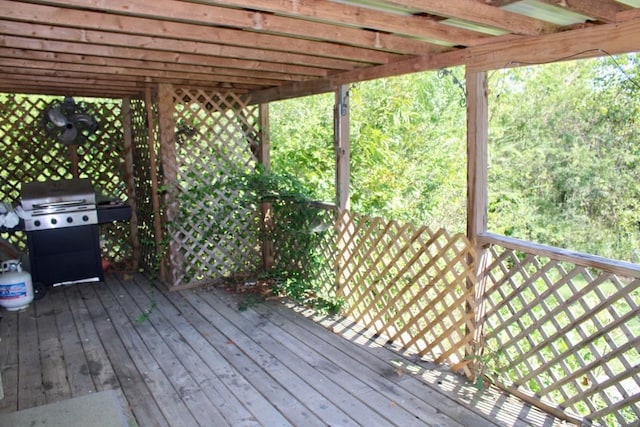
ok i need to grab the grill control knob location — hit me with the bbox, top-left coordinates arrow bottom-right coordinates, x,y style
82,215 -> 89,222
34,220 -> 41,227
67,217 -> 73,224
51,218 -> 57,225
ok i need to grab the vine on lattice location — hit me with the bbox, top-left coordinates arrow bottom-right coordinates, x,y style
165,89 -> 262,287
130,97 -> 160,272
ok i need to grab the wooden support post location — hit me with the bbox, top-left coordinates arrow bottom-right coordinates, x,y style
157,83 -> 181,286
121,97 -> 140,269
334,85 -> 351,292
145,86 -> 166,281
334,85 -> 350,211
466,69 -> 489,379
258,103 -> 274,271
69,145 -> 79,178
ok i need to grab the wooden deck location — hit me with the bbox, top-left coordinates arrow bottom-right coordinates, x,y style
0,272 -> 567,426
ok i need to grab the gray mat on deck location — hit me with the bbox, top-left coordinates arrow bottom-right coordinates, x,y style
0,390 -> 130,427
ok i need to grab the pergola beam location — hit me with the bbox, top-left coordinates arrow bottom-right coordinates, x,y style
335,85 -> 351,211
248,15 -> 640,104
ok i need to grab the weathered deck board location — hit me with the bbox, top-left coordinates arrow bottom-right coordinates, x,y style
76,279 -> 168,426
117,275 -> 261,427
0,304 -> 18,412
39,288 -> 72,403
0,272 -> 568,427
16,302 -> 44,410
194,285 -> 462,427
51,287 -> 95,398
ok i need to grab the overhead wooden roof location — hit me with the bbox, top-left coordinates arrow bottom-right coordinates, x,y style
1,0 -> 639,103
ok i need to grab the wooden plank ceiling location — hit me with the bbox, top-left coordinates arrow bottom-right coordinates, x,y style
0,0 -> 639,103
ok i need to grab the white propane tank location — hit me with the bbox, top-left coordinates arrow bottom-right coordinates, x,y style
0,259 -> 34,311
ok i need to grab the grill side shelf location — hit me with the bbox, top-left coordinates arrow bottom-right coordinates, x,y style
97,204 -> 131,224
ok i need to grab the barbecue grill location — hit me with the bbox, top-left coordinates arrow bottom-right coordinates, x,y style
20,178 -> 106,294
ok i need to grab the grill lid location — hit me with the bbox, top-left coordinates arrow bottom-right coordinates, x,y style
21,178 -> 96,211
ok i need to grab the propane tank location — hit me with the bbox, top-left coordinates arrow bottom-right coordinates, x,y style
0,259 -> 34,311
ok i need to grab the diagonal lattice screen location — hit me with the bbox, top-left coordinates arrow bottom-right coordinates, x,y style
480,243 -> 640,426
164,89 -> 262,287
0,93 -> 132,263
336,210 -> 477,379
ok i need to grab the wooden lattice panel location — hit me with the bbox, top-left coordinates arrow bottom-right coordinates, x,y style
0,93 -> 132,263
335,210 -> 477,377
78,100 -> 131,262
165,88 -> 262,287
130,98 -> 160,272
480,243 -> 640,426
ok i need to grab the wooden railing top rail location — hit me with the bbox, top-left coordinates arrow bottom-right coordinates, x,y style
478,232 -> 640,279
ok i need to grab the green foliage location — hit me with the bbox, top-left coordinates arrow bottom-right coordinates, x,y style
466,346 -> 508,390
489,54 -> 640,261
270,69 -> 468,233
270,271 -> 344,315
270,54 -> 640,262
269,95 -> 335,201
237,293 -> 265,312
177,166 -> 342,313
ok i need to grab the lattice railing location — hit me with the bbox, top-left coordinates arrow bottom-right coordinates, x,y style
478,233 -> 640,427
164,88 -> 262,287
271,201 -> 338,299
0,93 -> 132,263
335,210 -> 477,378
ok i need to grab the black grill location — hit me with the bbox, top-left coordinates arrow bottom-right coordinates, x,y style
20,178 -> 130,290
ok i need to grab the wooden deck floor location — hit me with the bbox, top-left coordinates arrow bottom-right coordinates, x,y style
0,272 -> 567,426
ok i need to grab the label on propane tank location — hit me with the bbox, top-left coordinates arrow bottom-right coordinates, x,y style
0,282 -> 27,299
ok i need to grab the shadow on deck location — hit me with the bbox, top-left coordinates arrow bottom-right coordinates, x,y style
0,272 -> 567,426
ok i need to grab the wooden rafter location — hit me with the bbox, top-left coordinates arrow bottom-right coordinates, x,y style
199,0 -> 493,47
384,0 -> 559,35
0,0 -> 637,100
1,2 -> 400,64
534,0 -> 631,23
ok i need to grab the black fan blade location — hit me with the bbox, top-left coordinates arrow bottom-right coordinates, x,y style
58,124 -> 79,145
47,104 -> 68,127
71,113 -> 98,135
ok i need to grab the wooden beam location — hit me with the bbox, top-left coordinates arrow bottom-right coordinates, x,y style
247,49 -> 466,104
466,70 -> 488,245
465,16 -> 640,71
1,34 -> 328,79
157,83 -> 182,286
0,45 -> 308,84
121,98 -> 141,270
1,2 -> 401,65
196,0 -> 492,47
334,85 -> 351,211
0,19 -> 363,72
384,0 -> 559,35
248,16 -> 640,104
0,70 -> 143,90
534,0 -> 630,23
145,86 -> 166,280
0,85 -> 140,99
26,0 -> 448,56
0,66 -> 253,95
465,68 -> 489,379
258,104 -> 274,271
0,56 -> 281,88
